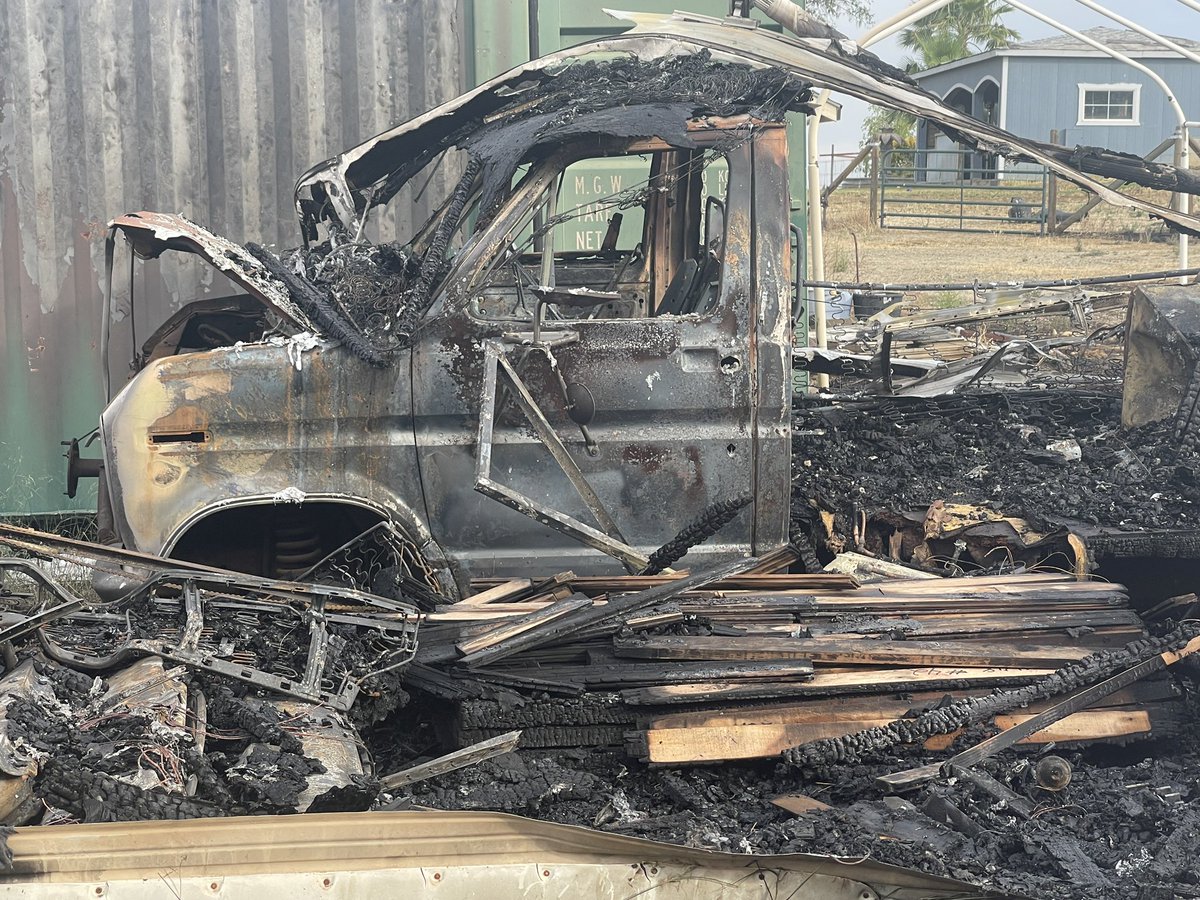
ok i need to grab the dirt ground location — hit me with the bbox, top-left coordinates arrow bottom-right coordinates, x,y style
821,184 -> 1183,305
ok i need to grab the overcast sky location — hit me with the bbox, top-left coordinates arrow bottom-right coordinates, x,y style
818,0 -> 1198,159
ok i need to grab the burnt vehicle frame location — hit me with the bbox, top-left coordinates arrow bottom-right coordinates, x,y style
80,11 -> 1200,598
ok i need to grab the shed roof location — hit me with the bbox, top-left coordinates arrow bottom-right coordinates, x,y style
1011,27 -> 1200,54
914,27 -> 1200,82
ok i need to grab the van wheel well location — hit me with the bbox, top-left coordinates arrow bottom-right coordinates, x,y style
170,502 -> 385,580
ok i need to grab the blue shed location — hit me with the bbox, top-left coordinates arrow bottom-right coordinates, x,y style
911,27 -> 1200,179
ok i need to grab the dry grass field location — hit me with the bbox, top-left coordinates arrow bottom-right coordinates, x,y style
819,181 -> 1186,307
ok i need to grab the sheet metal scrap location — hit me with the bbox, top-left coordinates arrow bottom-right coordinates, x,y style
1122,284 -> 1200,430
106,212 -> 316,335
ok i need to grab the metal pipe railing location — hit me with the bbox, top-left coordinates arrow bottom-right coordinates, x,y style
1067,0 -> 1194,281
857,0 -> 958,47
1006,0 -> 1191,281
803,267 -> 1200,293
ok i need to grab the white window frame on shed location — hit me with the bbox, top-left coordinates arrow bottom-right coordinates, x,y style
1077,83 -> 1141,126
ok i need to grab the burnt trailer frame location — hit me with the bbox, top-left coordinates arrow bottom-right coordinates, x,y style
87,11 -> 1200,598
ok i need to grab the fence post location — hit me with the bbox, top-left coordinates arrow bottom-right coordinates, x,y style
869,140 -> 880,226
1046,129 -> 1059,236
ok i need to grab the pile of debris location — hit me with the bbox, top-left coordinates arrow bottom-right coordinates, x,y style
387,561 -> 1200,900
386,559 -> 1200,900
408,564 -> 1179,761
0,531 -> 421,823
791,389 -> 1200,571
398,729 -> 1200,899
3,521 -> 1200,898
796,288 -> 1134,395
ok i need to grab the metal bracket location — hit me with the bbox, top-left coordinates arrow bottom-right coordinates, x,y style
474,340 -> 649,573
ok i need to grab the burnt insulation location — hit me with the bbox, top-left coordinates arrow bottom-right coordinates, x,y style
641,494 -> 753,576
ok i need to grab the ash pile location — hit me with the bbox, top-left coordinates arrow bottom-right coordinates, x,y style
791,283 -> 1200,584
791,389 -> 1200,562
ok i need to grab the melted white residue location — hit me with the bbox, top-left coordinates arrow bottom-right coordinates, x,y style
268,331 -> 321,371
272,486 -> 307,505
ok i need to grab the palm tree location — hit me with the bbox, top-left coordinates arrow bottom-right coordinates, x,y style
862,2 -> 1019,152
900,0 -> 1021,69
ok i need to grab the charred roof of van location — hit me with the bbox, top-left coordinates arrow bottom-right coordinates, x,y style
294,9 -> 1200,241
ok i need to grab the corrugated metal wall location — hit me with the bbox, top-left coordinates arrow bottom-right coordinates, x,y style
0,0 -> 466,514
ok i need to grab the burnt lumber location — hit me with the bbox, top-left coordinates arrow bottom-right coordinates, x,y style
638,703 -> 1166,766
413,567 -> 1182,770
456,594 -> 593,665
470,659 -> 818,690
612,635 -> 1092,667
457,579 -> 534,605
876,633 -> 1200,792
465,555 -> 766,658
634,679 -> 1180,765
381,730 -> 522,793
742,544 -> 802,574
469,570 -> 859,595
620,666 -> 1056,706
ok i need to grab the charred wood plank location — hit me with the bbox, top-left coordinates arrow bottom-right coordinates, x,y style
468,570 -> 858,596
877,633 -> 1200,791
639,702 -> 1160,766
457,579 -> 534,606
621,666 -> 1055,705
403,663 -> 490,701
496,659 -> 817,689
461,556 -> 765,660
456,593 -> 590,654
798,610 -> 1143,637
612,635 -> 1092,667
466,669 -> 584,696
381,730 -> 522,792
457,594 -> 593,667
568,606 -> 686,643
743,544 -> 802,575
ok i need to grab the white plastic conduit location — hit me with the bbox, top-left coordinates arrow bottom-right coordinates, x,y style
754,0 -> 957,388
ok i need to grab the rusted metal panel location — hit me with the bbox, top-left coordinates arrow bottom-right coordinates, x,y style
0,0 -> 466,514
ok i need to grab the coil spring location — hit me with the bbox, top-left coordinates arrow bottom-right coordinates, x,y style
271,512 -> 324,579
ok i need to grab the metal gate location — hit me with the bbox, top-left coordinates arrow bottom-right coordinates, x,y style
879,148 -> 1050,234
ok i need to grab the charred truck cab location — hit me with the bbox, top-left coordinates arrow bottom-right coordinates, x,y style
93,58 -> 802,596
80,11 -> 1200,598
